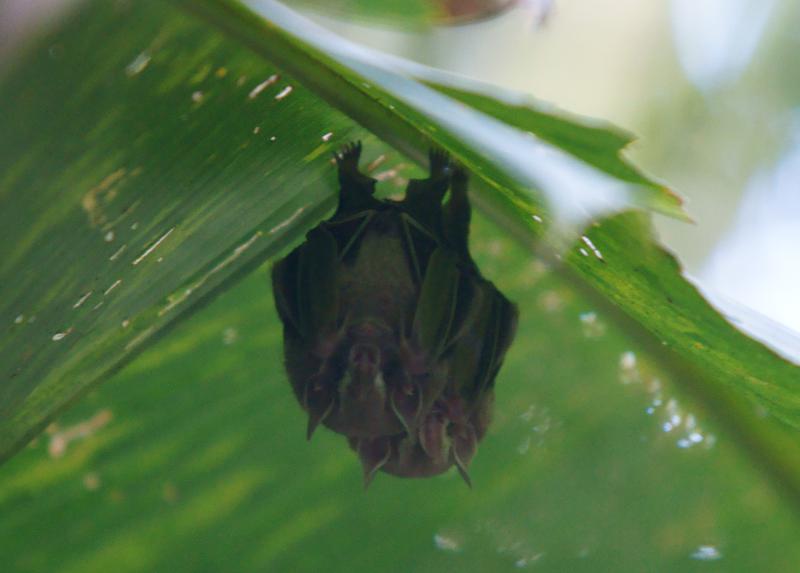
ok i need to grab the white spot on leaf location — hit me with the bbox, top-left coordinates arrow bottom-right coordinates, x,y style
274,85 -> 293,100
104,279 -> 122,296
52,327 -> 74,341
132,227 -> 174,266
73,291 -> 93,309
248,74 -> 278,99
125,52 -> 151,76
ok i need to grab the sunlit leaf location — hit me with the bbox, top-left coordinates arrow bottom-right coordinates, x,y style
1,0 -> 800,535
286,0 -> 523,26
0,0 -> 388,460
188,0 -> 800,502
415,74 -> 688,220
1,216 -> 799,572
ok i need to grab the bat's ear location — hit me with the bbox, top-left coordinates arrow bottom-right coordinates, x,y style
451,423 -> 477,488
355,437 -> 392,489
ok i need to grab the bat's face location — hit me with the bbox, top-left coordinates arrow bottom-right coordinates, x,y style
272,143 -> 517,487
281,313 -> 450,442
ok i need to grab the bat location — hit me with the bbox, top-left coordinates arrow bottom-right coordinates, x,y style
272,142 -> 517,487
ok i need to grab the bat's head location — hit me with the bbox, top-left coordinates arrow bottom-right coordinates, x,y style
283,315 -> 449,440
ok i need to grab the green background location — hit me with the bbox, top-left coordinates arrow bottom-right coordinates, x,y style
2,1 -> 800,571
2,214 -> 798,571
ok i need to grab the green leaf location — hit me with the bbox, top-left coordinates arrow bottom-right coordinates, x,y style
1,0 -> 800,540
413,73 -> 688,220
288,0 -> 434,26
2,215 -> 799,571
0,0 -> 384,461
185,0 -> 800,503
286,0 -> 519,27
191,0 -> 686,227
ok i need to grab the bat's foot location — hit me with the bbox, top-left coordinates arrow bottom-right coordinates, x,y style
334,141 -> 363,173
428,148 -> 451,180
332,141 -> 381,219
450,163 -> 467,187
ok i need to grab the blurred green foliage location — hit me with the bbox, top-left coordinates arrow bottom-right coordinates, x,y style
2,214 -> 799,572
2,1 -> 800,571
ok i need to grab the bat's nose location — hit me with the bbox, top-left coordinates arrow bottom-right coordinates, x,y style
349,343 -> 380,376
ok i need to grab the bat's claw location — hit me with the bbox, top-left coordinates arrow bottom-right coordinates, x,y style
335,141 -> 363,171
428,148 -> 450,178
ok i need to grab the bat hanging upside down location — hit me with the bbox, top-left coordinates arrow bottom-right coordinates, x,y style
271,142 -> 517,488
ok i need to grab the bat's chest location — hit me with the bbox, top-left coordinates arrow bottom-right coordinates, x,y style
338,226 -> 416,325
